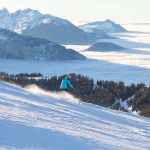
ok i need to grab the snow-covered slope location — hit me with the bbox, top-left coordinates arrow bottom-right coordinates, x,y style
0,28 -> 86,60
0,82 -> 150,150
79,19 -> 127,33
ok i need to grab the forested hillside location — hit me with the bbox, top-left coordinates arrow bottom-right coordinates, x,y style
0,72 -> 149,117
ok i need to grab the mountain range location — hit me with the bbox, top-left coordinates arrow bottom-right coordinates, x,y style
0,28 -> 86,60
0,8 -> 128,60
0,8 -> 112,45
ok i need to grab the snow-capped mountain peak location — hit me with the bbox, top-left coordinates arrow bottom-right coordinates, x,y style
79,19 -> 127,33
0,8 -> 70,33
0,8 -> 112,44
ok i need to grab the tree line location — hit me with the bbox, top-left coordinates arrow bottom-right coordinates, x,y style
0,72 -> 149,118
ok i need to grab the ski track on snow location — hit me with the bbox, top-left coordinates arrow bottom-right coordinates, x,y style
0,82 -> 150,150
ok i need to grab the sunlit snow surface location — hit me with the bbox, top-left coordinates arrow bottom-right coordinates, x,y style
0,82 -> 150,150
0,24 -> 150,84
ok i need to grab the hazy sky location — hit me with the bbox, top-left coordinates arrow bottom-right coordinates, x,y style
0,0 -> 150,25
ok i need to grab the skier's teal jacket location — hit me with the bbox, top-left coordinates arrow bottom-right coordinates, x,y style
60,77 -> 74,89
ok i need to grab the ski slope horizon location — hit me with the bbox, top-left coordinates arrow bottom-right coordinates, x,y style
0,81 -> 150,150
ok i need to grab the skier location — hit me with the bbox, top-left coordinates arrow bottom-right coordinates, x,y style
60,76 -> 74,91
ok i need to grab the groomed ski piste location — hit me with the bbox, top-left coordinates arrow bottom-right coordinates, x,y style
0,82 -> 150,150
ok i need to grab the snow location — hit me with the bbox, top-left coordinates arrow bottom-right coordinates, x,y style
120,98 -> 132,110
0,8 -> 69,33
117,96 -> 135,112
79,20 -> 126,33
0,81 -> 150,150
98,22 -> 114,32
41,18 -> 51,24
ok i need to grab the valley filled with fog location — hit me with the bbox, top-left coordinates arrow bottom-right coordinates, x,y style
0,24 -> 150,84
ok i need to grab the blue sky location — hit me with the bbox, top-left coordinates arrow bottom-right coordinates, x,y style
0,0 -> 150,24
